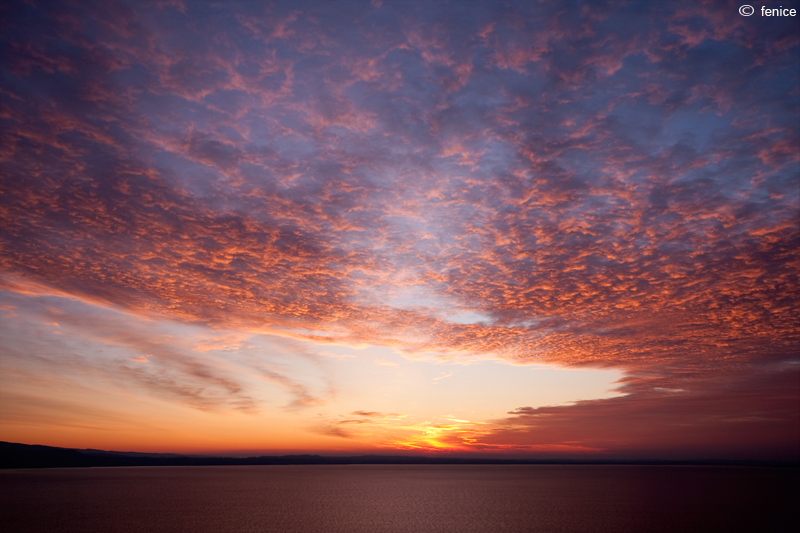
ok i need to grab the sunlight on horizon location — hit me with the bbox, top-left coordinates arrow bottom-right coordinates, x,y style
0,288 -> 624,454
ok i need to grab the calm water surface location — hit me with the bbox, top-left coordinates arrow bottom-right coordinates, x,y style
1,465 -> 797,532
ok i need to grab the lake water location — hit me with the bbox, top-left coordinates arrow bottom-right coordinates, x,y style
1,465 -> 797,532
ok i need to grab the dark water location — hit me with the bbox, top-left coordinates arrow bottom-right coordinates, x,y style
1,465 -> 797,532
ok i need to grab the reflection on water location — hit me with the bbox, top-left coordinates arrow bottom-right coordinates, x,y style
1,465 -> 797,532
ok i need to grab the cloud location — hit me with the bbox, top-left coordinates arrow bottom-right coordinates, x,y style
0,289 -> 315,414
479,367 -> 800,460
432,372 -> 453,383
347,411 -> 401,419
350,411 -> 382,417
311,424 -> 353,439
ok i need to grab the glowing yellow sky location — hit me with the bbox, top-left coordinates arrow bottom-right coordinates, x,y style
0,286 -> 623,454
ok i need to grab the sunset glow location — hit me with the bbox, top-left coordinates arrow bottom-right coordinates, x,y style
1,0 -> 798,460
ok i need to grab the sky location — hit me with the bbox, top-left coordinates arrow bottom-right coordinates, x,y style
0,0 -> 798,460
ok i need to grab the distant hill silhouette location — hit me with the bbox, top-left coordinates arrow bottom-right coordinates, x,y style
2,442 -> 797,469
